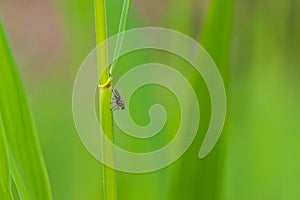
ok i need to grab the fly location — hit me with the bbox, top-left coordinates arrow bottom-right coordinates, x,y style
111,88 -> 125,111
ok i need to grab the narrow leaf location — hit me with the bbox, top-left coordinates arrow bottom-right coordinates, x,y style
201,0 -> 234,79
110,0 -> 132,75
0,21 -> 52,200
0,114 -> 12,200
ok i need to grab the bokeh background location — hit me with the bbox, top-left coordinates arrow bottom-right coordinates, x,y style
0,0 -> 300,199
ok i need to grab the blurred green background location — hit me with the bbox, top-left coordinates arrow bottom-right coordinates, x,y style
0,0 -> 299,199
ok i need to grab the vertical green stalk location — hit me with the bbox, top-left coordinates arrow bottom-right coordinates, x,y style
94,0 -> 117,200
98,79 -> 116,200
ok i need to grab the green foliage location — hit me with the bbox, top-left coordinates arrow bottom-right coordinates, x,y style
0,21 -> 52,200
2,0 -> 299,199
167,0 -> 234,199
201,0 -> 234,80
0,115 -> 12,200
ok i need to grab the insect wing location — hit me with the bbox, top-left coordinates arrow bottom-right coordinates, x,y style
113,89 -> 121,99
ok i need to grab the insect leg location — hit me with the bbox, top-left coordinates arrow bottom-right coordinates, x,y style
111,105 -> 119,112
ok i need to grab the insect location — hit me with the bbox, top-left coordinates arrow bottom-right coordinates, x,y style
111,88 -> 125,111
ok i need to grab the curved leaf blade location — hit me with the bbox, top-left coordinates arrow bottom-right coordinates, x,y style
0,114 -> 12,200
0,21 -> 52,200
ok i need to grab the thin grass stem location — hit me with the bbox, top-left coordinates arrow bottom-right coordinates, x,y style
94,0 -> 117,199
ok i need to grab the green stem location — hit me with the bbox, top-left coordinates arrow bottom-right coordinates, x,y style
94,0 -> 109,82
99,79 -> 116,200
94,0 -> 117,199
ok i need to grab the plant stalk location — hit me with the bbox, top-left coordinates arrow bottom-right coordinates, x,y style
94,0 -> 117,199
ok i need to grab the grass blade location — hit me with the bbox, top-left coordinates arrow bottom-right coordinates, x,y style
168,0 -> 234,199
109,0 -> 132,75
201,0 -> 234,78
199,0 -> 234,198
0,114 -> 12,200
0,21 -> 52,200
